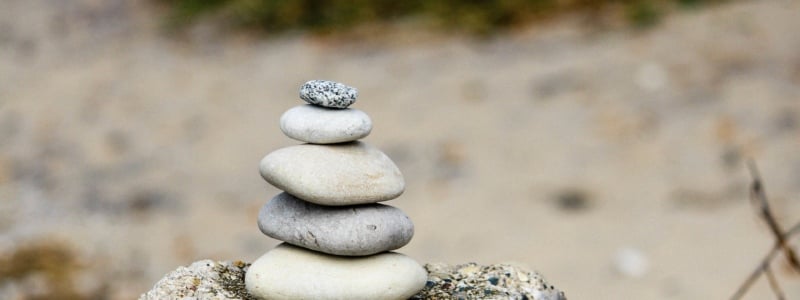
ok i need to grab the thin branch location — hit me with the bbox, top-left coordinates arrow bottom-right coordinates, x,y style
731,161 -> 800,300
786,221 -> 800,237
731,244 -> 780,300
747,160 -> 800,272
764,264 -> 786,300
732,222 -> 800,300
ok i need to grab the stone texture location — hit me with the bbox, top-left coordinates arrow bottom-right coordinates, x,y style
280,104 -> 372,144
412,263 -> 567,300
142,260 -> 566,300
259,141 -> 405,205
258,192 -> 414,256
245,243 -> 427,300
299,80 -> 358,108
139,260 -> 254,300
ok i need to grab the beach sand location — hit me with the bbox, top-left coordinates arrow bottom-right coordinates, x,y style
1,0 -> 799,298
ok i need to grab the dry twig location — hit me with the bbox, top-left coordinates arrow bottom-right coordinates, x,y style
731,160 -> 800,300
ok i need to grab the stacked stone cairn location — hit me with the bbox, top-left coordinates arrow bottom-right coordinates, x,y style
245,80 -> 427,299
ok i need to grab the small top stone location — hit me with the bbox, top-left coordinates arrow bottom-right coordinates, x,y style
299,80 -> 358,108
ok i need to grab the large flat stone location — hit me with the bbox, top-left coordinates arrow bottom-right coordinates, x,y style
258,192 -> 414,256
259,142 -> 405,205
245,243 -> 427,300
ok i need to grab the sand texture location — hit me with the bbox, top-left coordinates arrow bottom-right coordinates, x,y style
1,0 -> 800,299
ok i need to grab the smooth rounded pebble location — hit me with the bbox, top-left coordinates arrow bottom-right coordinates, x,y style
258,192 -> 414,256
259,141 -> 405,205
245,243 -> 427,300
299,80 -> 358,108
280,104 -> 372,144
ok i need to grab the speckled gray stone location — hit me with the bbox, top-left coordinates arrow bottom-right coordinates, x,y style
258,192 -> 414,256
139,260 -> 254,300
412,263 -> 566,300
245,243 -> 427,300
299,80 -> 358,108
280,104 -> 372,144
259,141 -> 405,205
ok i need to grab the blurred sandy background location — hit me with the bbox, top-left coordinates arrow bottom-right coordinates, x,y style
1,0 -> 800,299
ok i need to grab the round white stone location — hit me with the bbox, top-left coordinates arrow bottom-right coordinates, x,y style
259,141 -> 405,205
245,243 -> 427,300
258,192 -> 414,256
280,104 -> 372,144
613,247 -> 650,278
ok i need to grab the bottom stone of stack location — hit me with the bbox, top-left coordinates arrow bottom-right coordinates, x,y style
245,243 -> 427,300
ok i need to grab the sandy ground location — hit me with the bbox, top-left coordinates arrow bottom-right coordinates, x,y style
1,0 -> 800,299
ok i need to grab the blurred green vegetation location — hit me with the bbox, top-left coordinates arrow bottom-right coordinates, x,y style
160,0 -> 728,35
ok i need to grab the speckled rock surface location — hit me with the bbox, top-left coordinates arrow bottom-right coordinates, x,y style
412,263 -> 566,300
280,104 -> 372,144
139,260 -> 254,300
259,141 -> 405,205
299,80 -> 358,108
142,260 -> 565,300
258,192 -> 414,256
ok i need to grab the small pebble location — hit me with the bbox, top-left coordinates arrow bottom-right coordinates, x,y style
613,247 -> 650,278
279,104 -> 372,144
299,80 -> 358,108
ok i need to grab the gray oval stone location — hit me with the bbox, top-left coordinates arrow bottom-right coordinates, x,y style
299,80 -> 358,108
245,243 -> 427,300
258,192 -> 414,256
280,104 -> 372,144
259,141 -> 405,205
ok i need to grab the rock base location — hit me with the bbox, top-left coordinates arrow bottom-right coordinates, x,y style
140,260 -> 566,300
413,263 -> 566,300
139,260 -> 253,300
